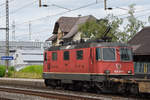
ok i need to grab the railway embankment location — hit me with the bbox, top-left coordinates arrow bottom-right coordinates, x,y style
0,78 -> 149,100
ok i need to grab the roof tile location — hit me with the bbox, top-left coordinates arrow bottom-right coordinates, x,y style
128,27 -> 150,55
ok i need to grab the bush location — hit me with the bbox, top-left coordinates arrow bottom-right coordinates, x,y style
9,66 -> 15,71
0,65 -> 6,77
7,71 -> 13,77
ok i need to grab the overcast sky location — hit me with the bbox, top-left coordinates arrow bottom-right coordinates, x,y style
0,0 -> 150,42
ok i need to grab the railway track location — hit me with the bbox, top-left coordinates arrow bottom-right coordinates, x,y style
0,85 -> 140,100
0,78 -> 149,100
0,86 -> 107,100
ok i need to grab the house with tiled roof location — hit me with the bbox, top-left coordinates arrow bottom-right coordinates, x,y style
128,26 -> 150,61
46,15 -> 96,46
128,27 -> 150,78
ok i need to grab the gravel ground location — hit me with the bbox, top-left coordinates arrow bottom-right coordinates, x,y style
0,90 -> 146,100
0,91 -> 57,100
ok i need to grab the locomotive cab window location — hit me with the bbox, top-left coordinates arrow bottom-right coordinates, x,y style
52,52 -> 57,61
120,48 -> 132,61
76,50 -> 83,60
96,48 -> 101,60
44,52 -> 47,61
64,51 -> 69,60
103,48 -> 116,61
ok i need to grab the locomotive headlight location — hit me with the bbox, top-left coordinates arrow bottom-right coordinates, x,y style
105,70 -> 110,74
128,70 -> 132,74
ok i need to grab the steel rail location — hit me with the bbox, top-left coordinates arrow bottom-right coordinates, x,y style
0,86 -> 102,100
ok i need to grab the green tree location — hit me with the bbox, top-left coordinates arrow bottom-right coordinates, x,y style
122,4 -> 145,42
79,14 -> 123,42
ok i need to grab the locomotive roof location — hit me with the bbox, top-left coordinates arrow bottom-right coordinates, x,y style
47,42 -> 130,51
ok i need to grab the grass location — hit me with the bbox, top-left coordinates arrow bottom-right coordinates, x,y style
9,65 -> 43,79
0,65 -> 6,77
20,65 -> 43,74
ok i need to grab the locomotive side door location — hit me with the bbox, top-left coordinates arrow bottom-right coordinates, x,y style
43,51 -> 50,72
47,51 -> 51,72
75,49 -> 87,73
50,51 -> 59,72
89,48 -> 95,73
63,50 -> 70,72
90,47 -> 101,73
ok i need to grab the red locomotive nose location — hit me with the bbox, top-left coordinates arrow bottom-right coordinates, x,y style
114,63 -> 124,73
116,63 -> 122,70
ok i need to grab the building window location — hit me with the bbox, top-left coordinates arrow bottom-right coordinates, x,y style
76,50 -> 83,60
44,52 -> 47,61
103,48 -> 116,61
52,52 -> 57,61
64,51 -> 69,60
96,48 -> 101,60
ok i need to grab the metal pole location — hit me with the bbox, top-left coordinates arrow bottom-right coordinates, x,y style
29,21 -> 31,40
5,0 -> 9,76
12,21 -> 15,41
104,0 -> 107,10
39,0 -> 42,7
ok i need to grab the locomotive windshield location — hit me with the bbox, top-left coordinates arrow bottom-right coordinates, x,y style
120,48 -> 132,61
96,48 -> 116,61
103,48 -> 116,61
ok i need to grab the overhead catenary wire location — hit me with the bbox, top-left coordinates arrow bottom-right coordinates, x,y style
12,1 -> 104,40
135,11 -> 150,18
16,29 -> 50,36
0,0 -> 15,7
13,1 -> 150,41
0,0 -> 15,18
3,0 -> 150,41
15,29 -> 50,41
0,0 -> 37,18
116,7 -> 150,18
2,0 -> 149,26
15,0 -> 104,26
10,1 -> 37,14
14,7 -> 150,27
51,4 -> 71,11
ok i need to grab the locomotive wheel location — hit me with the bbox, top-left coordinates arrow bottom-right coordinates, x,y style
44,79 -> 49,87
130,84 -> 139,95
95,82 -> 105,93
117,84 -> 126,94
81,83 -> 90,92
95,87 -> 102,94
44,79 -> 54,89
82,86 -> 88,92
68,84 -> 74,90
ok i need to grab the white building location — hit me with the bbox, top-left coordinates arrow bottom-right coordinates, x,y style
11,49 -> 44,70
0,41 -> 50,70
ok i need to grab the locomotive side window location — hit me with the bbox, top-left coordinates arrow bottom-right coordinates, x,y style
44,52 -> 47,61
103,48 -> 116,61
64,51 -> 69,60
96,48 -> 101,60
120,48 -> 132,61
76,50 -> 83,60
52,52 -> 57,61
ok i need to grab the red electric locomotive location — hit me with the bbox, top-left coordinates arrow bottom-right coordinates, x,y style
43,42 -> 135,93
